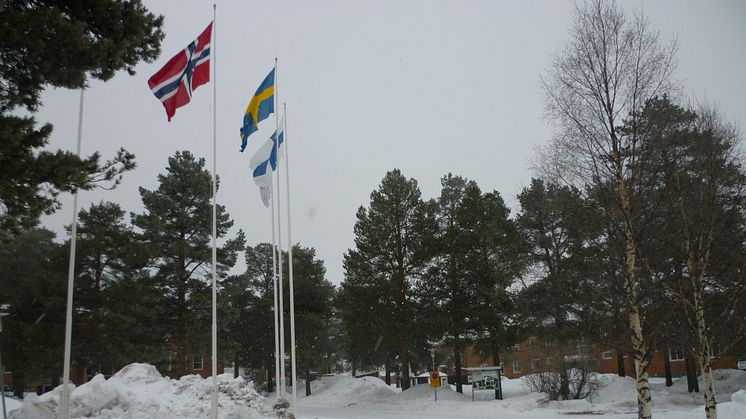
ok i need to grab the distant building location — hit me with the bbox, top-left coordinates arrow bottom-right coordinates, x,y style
453,337 -> 744,380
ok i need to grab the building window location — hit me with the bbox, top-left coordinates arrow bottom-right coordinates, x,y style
512,361 -> 522,374
531,359 -> 540,371
529,336 -> 538,346
193,356 -> 204,370
669,348 -> 685,362
510,343 -> 520,351
602,351 -> 613,360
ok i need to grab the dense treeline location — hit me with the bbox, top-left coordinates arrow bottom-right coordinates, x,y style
0,149 -> 336,398
1,2 -> 745,419
338,4 -> 746,419
0,0 -> 338,400
338,96 -> 746,408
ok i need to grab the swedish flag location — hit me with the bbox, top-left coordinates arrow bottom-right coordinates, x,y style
240,68 -> 275,152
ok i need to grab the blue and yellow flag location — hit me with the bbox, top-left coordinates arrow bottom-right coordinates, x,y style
240,67 -> 275,152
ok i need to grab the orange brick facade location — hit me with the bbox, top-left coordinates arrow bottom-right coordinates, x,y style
455,337 -> 744,380
166,352 -> 223,379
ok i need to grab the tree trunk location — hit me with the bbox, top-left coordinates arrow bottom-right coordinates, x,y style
454,347 -> 463,393
398,280 -> 410,390
663,348 -> 672,387
693,282 -> 717,418
686,355 -> 699,393
700,356 -> 717,419
385,364 -> 391,386
613,148 -> 652,419
617,350 -> 626,377
491,344 -> 501,367
305,357 -> 311,396
234,352 -> 240,379
559,358 -> 570,400
175,234 -> 188,378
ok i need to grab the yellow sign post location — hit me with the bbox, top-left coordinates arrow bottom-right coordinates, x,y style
430,371 -> 441,387
430,370 -> 440,401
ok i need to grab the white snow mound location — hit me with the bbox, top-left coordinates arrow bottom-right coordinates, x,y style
9,363 -> 273,419
733,389 -> 746,405
300,375 -> 398,407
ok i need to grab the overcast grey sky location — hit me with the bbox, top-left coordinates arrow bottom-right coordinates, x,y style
37,0 -> 746,285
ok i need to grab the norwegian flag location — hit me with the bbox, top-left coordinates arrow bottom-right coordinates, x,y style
148,22 -> 213,121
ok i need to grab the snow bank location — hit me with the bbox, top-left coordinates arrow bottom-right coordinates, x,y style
733,389 -> 746,405
300,375 -> 397,407
10,363 -> 273,419
297,369 -> 746,418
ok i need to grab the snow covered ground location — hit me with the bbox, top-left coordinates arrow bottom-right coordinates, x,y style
6,365 -> 746,418
294,370 -> 746,419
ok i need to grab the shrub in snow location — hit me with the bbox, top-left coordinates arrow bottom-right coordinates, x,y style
522,357 -> 599,401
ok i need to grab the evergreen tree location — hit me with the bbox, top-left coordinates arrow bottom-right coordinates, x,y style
0,228 -> 67,396
284,245 -> 334,396
227,243 -> 276,392
132,151 -> 244,377
339,244 -> 396,378
465,186 -> 525,375
0,0 -> 163,233
343,169 -> 435,390
422,174 -> 481,393
68,201 -> 160,376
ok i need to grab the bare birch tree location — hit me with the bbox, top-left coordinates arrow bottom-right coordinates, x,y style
541,1 -> 677,418
644,98 -> 746,419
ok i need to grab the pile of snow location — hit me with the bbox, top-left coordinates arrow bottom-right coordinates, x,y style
299,375 -> 397,407
733,389 -> 746,405
10,363 -> 273,419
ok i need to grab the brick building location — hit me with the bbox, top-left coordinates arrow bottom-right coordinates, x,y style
455,337 -> 744,380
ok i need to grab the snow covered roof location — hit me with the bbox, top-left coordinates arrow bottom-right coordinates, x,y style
416,371 -> 448,378
463,366 -> 502,372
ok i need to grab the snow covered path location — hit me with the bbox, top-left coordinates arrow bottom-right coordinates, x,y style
296,404 -> 621,419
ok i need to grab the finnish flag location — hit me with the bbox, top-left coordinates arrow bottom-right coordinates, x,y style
249,118 -> 284,207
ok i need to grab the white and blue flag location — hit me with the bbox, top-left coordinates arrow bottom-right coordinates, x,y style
249,117 -> 285,207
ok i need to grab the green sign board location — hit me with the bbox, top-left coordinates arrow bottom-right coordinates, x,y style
471,370 -> 499,390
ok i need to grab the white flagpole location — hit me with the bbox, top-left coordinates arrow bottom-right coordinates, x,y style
274,57 -> 287,400
60,87 -> 85,419
270,179 -> 280,399
210,5 -> 219,419
283,102 -> 298,404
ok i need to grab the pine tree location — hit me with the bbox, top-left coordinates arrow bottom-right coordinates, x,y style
284,245 -> 334,396
465,186 -> 525,378
0,1 -> 163,233
0,228 -> 67,395
227,243 -> 276,392
132,151 -> 244,377
343,169 -> 435,390
422,174 -> 482,393
68,201 -> 163,376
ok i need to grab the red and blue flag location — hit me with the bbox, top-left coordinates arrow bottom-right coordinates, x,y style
148,22 -> 213,121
